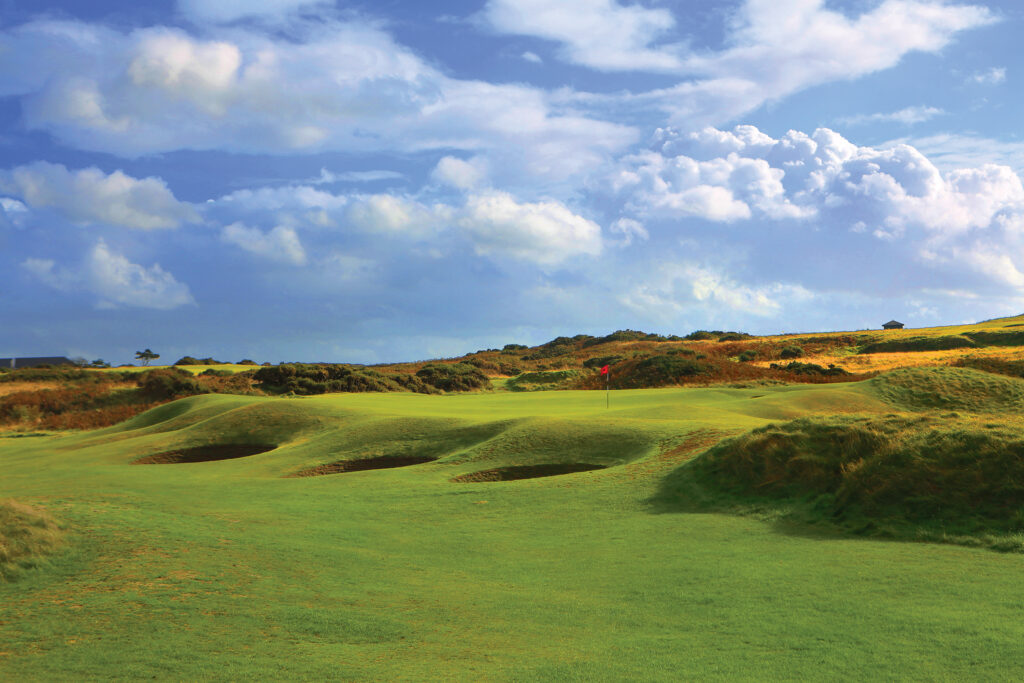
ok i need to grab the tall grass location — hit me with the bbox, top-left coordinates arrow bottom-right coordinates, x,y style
0,500 -> 63,581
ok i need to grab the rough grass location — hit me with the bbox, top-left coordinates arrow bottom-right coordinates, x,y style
0,500 -> 63,581
858,335 -> 976,354
674,414 -> 1024,546
867,366 -> 1024,412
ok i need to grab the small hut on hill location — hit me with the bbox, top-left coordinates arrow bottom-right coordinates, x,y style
882,320 -> 904,330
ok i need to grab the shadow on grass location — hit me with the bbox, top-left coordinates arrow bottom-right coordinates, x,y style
647,457 -> 1024,552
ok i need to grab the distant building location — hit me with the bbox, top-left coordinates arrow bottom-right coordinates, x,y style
881,320 -> 905,330
0,357 -> 75,369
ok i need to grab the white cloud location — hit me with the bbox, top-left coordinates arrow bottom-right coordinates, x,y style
177,0 -> 332,24
894,133 -> 1024,175
0,19 -> 635,184
484,0 -> 682,72
968,66 -> 1006,85
650,0 -> 993,127
0,162 -> 197,229
609,218 -> 648,247
458,191 -> 602,265
313,169 -> 404,184
619,262 -> 813,320
24,240 -> 195,309
346,195 -> 450,238
838,106 -> 944,126
222,223 -> 307,265
521,51 -> 542,64
432,156 -> 489,190
616,123 -> 1024,293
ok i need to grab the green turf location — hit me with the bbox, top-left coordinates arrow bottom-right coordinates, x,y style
2,381 -> 1024,680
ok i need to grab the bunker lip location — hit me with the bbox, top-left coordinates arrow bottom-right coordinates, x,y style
287,455 -> 436,477
132,444 -> 276,464
451,463 -> 607,483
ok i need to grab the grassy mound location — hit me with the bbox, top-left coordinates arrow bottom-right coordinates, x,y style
868,367 -> 1024,412
0,500 -> 64,581
858,335 -> 976,354
965,330 -> 1024,347
677,414 -> 1024,548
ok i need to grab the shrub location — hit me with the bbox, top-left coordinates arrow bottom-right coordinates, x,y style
137,368 -> 206,400
497,363 -> 522,376
415,363 -> 490,392
466,357 -> 499,373
634,355 -> 709,383
769,361 -> 849,376
253,363 -> 439,395
717,332 -> 753,342
502,344 -> 528,352
238,359 -> 258,366
198,368 -> 233,377
738,350 -> 757,362
583,355 -> 623,369
684,330 -> 718,341
780,345 -> 804,359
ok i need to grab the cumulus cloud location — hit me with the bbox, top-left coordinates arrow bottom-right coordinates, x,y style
0,162 -> 197,229
222,223 -> 307,265
615,123 -> 1024,293
432,156 -> 489,190
0,19 -> 634,183
484,0 -> 682,72
346,195 -> 451,238
838,106 -> 944,126
647,0 -> 993,127
521,51 -> 542,64
458,191 -> 602,265
23,240 -> 195,309
619,262 -> 813,320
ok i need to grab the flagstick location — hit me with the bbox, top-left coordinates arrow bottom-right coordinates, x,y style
606,369 -> 610,409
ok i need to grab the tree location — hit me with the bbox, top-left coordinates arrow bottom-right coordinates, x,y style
135,349 -> 160,366
89,359 -> 111,368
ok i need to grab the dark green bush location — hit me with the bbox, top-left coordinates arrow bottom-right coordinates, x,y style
415,363 -> 490,392
137,368 -> 206,400
769,361 -> 849,376
684,331 -> 718,341
738,350 -> 757,362
634,355 -> 709,382
253,363 -> 438,395
502,344 -> 528,352
717,332 -> 754,342
780,346 -> 804,359
583,355 -> 623,369
198,368 -> 233,378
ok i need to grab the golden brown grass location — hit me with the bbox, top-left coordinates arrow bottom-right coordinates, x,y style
0,499 -> 64,581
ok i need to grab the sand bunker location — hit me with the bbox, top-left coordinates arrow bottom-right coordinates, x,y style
451,463 -> 606,483
288,455 -> 436,477
132,444 -> 276,464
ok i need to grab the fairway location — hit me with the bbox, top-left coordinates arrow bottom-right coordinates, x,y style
3,382 -> 1024,680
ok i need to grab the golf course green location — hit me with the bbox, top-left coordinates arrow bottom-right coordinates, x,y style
3,376 -> 1024,680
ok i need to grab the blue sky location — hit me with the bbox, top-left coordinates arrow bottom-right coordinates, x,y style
2,0 -> 1024,364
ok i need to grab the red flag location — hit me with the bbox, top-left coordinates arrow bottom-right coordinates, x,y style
600,365 -> 609,375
